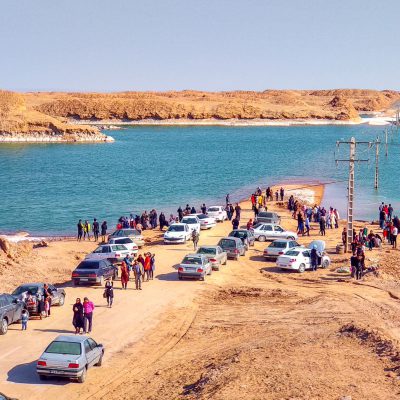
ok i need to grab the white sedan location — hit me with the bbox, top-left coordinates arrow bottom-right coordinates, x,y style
252,223 -> 298,242
85,244 -> 131,263
276,245 -> 331,273
194,213 -> 217,230
108,237 -> 139,255
206,206 -> 227,222
164,223 -> 191,244
181,215 -> 201,233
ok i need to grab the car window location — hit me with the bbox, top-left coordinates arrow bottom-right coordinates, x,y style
0,297 -> 5,308
87,338 -> 98,350
275,226 -> 284,232
77,261 -> 100,270
219,239 -> 236,248
303,251 -> 311,257
182,256 -> 202,265
168,225 -> 184,232
116,245 -> 127,251
290,241 -> 299,247
208,207 -> 219,212
264,225 -> 273,231
12,285 -> 39,296
197,247 -> 216,255
183,218 -> 197,224
121,238 -> 131,244
48,285 -> 56,292
45,341 -> 81,355
285,250 -> 300,256
84,340 -> 92,353
269,242 -> 286,248
93,247 -> 103,254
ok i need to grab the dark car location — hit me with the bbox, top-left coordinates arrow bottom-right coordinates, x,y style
255,211 -> 281,225
0,293 -> 27,335
12,283 -> 66,315
228,229 -> 255,250
217,237 -> 246,260
72,259 -> 118,286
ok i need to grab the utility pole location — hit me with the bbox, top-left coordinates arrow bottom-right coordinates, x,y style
374,136 -> 380,189
335,137 -> 371,252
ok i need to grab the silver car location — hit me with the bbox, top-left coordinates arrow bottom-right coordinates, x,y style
108,229 -> 145,248
263,239 -> 300,260
217,237 -> 246,260
196,245 -> 227,270
178,254 -> 212,281
252,223 -> 298,242
37,335 -> 104,383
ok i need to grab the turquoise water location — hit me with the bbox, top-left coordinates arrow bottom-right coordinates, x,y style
1,125 -> 399,235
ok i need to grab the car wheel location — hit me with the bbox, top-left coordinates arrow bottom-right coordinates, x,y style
78,367 -> 87,383
322,259 -> 330,269
39,374 -> 47,381
258,235 -> 266,242
58,295 -> 65,306
178,274 -> 183,280
95,353 -> 103,366
0,318 -> 8,335
298,264 -> 306,273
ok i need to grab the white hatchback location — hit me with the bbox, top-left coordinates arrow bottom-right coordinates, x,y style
276,246 -> 330,273
181,215 -> 201,234
194,213 -> 217,230
85,244 -> 131,263
108,237 -> 139,255
207,206 -> 227,222
164,223 -> 191,244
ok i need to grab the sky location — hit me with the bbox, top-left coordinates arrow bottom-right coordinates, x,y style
0,0 -> 399,92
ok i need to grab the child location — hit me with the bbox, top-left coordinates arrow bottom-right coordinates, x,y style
44,298 -> 50,317
21,309 -> 29,330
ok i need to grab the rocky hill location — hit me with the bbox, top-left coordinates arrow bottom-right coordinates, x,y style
1,89 -> 399,140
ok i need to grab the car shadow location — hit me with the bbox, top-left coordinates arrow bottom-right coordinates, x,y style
156,272 -> 179,281
7,361 -> 69,385
33,328 -> 72,334
259,265 -> 295,274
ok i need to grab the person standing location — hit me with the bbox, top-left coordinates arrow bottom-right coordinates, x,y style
310,245 -> 319,272
120,261 -> 129,290
104,279 -> 114,308
150,254 -> 156,280
225,204 -> 232,221
43,284 -> 52,316
280,187 -> 284,201
192,230 -> 199,250
101,221 -> 107,243
305,216 -> 310,236
93,218 -> 100,242
201,203 -> 207,214
392,225 -> 398,249
226,194 -> 230,205
355,254 -> 363,280
84,220 -> 91,240
72,298 -> 84,334
232,217 -> 239,230
21,309 -> 29,330
234,203 -> 241,221
177,206 -> 183,222
319,215 -> 326,236
77,220 -> 83,241
133,260 -> 144,290
144,253 -> 152,281
83,297 -> 95,333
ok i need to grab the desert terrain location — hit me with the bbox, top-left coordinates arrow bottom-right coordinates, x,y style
1,89 -> 400,141
1,185 -> 400,400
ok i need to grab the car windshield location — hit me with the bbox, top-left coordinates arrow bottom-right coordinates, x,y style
259,212 -> 273,218
77,261 -> 99,270
208,207 -> 219,212
269,242 -> 286,248
45,341 -> 82,355
182,257 -> 202,265
230,231 -> 246,238
13,285 -> 39,295
183,218 -> 197,224
285,250 -> 299,256
197,247 -> 216,255
219,239 -> 236,248
253,223 -> 263,229
168,225 -> 184,232
197,214 -> 207,219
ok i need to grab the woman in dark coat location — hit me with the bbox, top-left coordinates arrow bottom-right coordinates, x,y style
105,279 -> 114,308
72,298 -> 84,334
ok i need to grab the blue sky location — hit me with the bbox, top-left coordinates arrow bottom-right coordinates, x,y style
0,0 -> 399,91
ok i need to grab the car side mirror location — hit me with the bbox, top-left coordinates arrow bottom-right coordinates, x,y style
97,343 -> 103,348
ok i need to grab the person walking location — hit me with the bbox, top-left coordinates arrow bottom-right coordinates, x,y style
21,309 -> 29,330
93,218 -> 100,242
43,284 -> 52,316
101,221 -> 107,243
232,217 -> 239,230
120,261 -> 129,289
77,220 -> 83,241
133,260 -> 144,290
104,279 -> 114,308
192,230 -> 199,250
319,215 -> 326,236
83,297 -> 95,333
355,254 -> 363,280
305,216 -> 310,236
72,298 -> 85,334
144,253 -> 152,281
310,245 -> 319,272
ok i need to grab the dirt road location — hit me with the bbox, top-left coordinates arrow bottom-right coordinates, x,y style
1,187 -> 400,399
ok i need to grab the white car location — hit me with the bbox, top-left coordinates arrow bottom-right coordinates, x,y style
181,215 -> 201,234
252,223 -> 298,242
164,223 -> 191,244
194,213 -> 217,230
207,206 -> 227,222
276,242 -> 331,273
85,244 -> 131,263
108,237 -> 139,255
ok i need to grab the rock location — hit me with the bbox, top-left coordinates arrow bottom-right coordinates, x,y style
339,396 -> 352,400
33,240 -> 49,249
0,237 -> 10,254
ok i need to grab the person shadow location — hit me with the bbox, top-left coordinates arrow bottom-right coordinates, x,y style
7,361 -> 69,385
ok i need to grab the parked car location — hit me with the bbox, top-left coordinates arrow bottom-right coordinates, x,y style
196,245 -> 227,270
276,241 -> 331,273
12,283 -> 66,315
85,244 -> 131,263
228,229 -> 255,250
217,237 -> 246,260
164,223 -> 191,244
72,259 -> 118,286
207,206 -> 227,222
194,213 -> 217,230
107,237 -> 139,254
0,293 -> 27,335
181,215 -> 201,234
36,335 -> 104,382
263,239 -> 300,260
177,254 -> 212,280
252,223 -> 298,242
108,229 -> 144,248
255,211 -> 281,225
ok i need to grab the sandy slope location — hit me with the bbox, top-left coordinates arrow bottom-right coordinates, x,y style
1,185 -> 400,399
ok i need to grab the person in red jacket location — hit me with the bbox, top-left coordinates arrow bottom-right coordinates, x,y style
144,253 -> 152,282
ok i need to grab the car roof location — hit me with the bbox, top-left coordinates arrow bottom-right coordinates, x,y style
109,236 -> 132,240
53,335 -> 89,343
289,247 -> 307,251
220,236 -> 241,242
198,245 -> 219,249
272,239 -> 292,243
208,205 -> 223,208
16,283 -> 44,287
170,223 -> 187,226
183,253 -> 203,258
